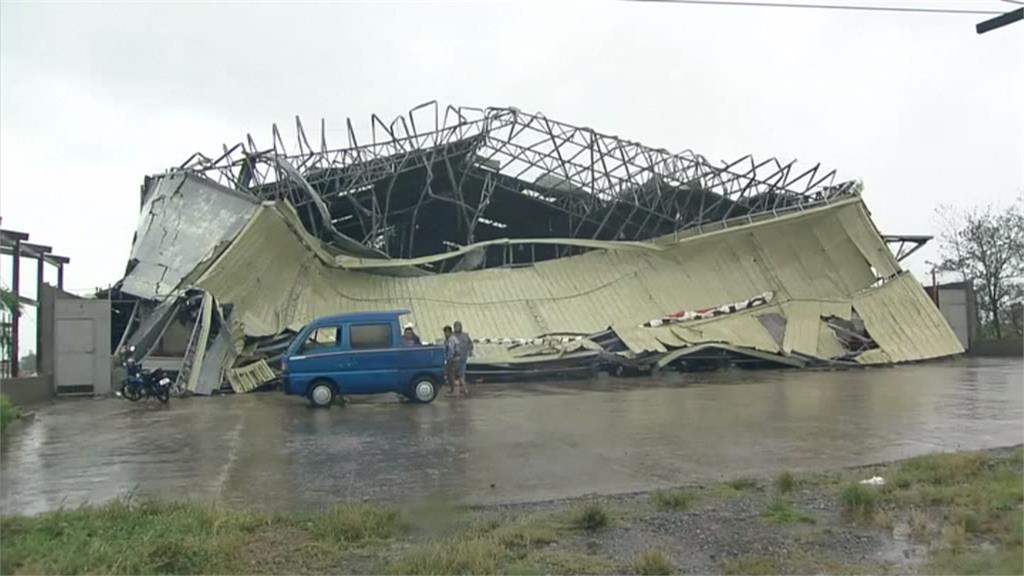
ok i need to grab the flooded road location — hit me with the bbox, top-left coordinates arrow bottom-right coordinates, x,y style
2,358 -> 1021,516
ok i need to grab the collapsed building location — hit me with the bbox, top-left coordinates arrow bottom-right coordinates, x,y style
109,103 -> 963,394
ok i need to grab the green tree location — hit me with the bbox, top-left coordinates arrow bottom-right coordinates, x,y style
1,287 -> 18,363
937,201 -> 1024,340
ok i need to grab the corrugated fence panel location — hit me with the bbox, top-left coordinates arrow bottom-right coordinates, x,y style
854,272 -> 964,362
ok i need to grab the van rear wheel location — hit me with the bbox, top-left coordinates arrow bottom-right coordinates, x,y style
308,381 -> 335,407
409,377 -> 438,404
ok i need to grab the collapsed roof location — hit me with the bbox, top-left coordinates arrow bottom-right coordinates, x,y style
114,104 -> 963,392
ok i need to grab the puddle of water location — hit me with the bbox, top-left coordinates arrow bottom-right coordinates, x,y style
2,357 -> 1021,516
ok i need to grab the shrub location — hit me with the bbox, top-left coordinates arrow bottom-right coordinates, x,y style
761,497 -> 814,525
652,489 -> 695,511
634,550 -> 675,575
570,502 -> 609,532
840,484 -> 878,517
775,471 -> 796,494
0,394 -> 18,433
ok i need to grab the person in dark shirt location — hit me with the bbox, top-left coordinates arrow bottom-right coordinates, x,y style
442,325 -> 455,395
401,323 -> 422,346
452,321 -> 473,397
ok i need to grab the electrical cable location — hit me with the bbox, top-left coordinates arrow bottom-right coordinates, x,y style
622,0 -> 1004,16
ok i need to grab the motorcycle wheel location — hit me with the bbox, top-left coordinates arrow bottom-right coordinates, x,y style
156,385 -> 170,404
121,382 -> 142,402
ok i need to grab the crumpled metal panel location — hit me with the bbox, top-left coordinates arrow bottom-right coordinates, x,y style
121,173 -> 257,299
193,327 -> 235,395
854,272 -> 964,363
192,196 -> 962,366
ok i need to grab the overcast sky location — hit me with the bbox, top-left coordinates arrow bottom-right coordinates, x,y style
2,0 -> 1022,301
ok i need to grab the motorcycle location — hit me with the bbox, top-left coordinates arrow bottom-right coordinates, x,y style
120,346 -> 172,404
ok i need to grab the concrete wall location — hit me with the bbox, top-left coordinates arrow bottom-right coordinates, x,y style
0,375 -> 53,406
937,286 -> 974,351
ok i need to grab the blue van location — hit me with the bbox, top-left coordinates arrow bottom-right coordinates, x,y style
282,310 -> 446,407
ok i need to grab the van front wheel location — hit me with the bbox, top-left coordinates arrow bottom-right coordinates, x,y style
409,377 -> 438,404
308,381 -> 335,407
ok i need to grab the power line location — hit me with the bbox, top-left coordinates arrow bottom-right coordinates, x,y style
623,0 -> 1004,16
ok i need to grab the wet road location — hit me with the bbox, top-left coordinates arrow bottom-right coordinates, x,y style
2,358 -> 1021,516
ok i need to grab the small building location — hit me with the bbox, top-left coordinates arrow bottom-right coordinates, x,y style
926,281 -> 978,352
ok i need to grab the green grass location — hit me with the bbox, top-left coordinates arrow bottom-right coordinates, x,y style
775,470 -> 796,494
569,502 -> 610,531
0,499 -> 407,575
839,483 -> 878,518
726,477 -> 758,491
926,544 -> 1024,575
651,488 -> 695,510
870,448 -> 1024,575
0,393 -> 18,433
386,537 -> 507,575
761,497 -> 815,525
633,550 -> 675,575
489,514 -> 563,550
387,512 -> 600,575
310,502 -> 403,543
0,499 -> 265,574
533,551 -> 615,575
723,554 -> 780,575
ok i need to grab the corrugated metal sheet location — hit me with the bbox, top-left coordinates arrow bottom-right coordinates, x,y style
122,174 -> 258,299
193,196 -> 961,365
854,272 -> 964,363
781,302 -> 821,356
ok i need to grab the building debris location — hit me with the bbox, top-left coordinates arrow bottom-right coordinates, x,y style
226,360 -> 277,393
105,104 -> 963,392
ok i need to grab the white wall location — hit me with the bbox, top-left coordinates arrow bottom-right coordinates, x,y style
937,287 -> 970,351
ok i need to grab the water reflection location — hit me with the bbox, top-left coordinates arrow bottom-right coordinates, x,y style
1,357 -> 1021,515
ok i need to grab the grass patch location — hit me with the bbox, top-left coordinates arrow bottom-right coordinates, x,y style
926,544 -> 1024,575
388,510 -> 572,575
386,537 -> 507,575
310,502 -> 403,543
775,470 -> 796,494
839,483 -> 878,518
569,502 -> 609,531
533,551 -> 615,575
490,515 -> 563,550
633,550 -> 675,575
726,477 -> 758,491
761,497 -> 815,525
863,448 -> 1024,575
0,499 -> 265,574
0,394 -> 18,433
651,488 -> 695,510
723,554 -> 779,575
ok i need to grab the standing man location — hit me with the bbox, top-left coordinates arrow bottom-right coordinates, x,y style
452,321 -> 474,397
442,325 -> 455,395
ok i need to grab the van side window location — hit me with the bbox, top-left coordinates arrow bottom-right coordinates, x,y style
301,326 -> 339,352
350,323 -> 391,350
